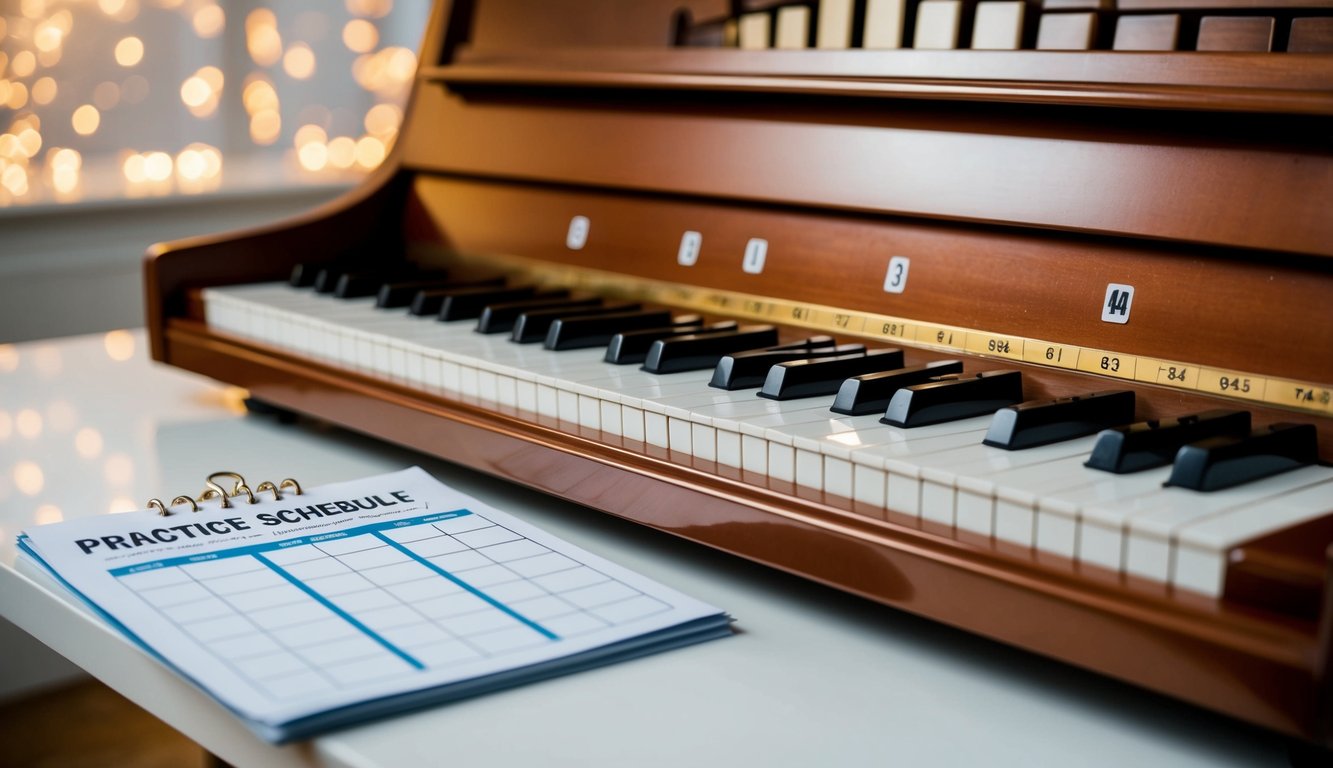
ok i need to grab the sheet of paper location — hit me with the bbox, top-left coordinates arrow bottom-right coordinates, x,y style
20,467 -> 727,732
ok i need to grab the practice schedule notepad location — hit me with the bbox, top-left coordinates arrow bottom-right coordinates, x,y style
17,467 -> 731,742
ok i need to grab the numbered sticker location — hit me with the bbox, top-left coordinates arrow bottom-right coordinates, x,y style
566,215 -> 590,250
883,256 -> 910,294
742,238 -> 767,274
1101,283 -> 1134,324
678,231 -> 702,266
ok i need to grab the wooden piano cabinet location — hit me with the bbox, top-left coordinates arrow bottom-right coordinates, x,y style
157,317 -> 1330,742
145,0 -> 1333,750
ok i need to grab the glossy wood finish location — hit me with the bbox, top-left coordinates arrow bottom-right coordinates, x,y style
410,177 -> 1333,396
1197,15 -> 1276,50
1289,16 -> 1333,50
145,0 -> 1333,748
1118,0 -> 1332,9
432,48 -> 1333,110
407,82 -> 1332,256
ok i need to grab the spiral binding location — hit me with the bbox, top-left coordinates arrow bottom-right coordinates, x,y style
145,471 -> 303,516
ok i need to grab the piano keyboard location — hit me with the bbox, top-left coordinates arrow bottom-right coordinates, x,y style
203,280 -> 1333,601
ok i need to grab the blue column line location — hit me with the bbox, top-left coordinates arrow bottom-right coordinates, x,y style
251,552 -> 425,671
370,531 -> 559,641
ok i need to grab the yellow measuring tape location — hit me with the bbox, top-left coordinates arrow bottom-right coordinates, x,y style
448,251 -> 1333,418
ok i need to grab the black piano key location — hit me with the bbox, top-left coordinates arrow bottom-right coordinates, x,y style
1085,409 -> 1252,474
983,390 -> 1136,450
544,309 -> 678,351
511,303 -> 642,344
411,284 -> 520,317
1165,423 -> 1318,492
376,276 -> 503,309
881,371 -> 1024,428
604,320 -> 734,365
439,286 -> 540,321
313,266 -> 353,293
641,325 -> 780,374
290,262 -> 332,288
477,294 -> 599,334
830,360 -> 964,415
709,337 -> 846,390
758,348 -> 905,401
334,269 -> 425,298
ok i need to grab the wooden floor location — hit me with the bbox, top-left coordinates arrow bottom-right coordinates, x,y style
0,679 -> 204,768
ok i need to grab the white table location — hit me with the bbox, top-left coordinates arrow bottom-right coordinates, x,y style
0,332 -> 1289,767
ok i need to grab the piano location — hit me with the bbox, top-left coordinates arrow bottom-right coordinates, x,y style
145,0 -> 1333,755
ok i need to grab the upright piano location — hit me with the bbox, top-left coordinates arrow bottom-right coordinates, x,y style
145,0 -> 1333,752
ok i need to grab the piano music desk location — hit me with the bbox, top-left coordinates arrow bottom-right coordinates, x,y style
0,332 -> 1298,766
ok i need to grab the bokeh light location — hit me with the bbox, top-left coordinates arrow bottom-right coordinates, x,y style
103,329 -> 135,361
14,461 -> 44,496
0,2 -> 424,205
72,105 -> 101,136
115,36 -> 144,67
75,427 -> 104,459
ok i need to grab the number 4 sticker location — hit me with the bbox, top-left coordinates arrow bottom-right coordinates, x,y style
1102,283 -> 1134,324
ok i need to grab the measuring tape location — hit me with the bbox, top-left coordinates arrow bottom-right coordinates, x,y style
444,250 -> 1333,418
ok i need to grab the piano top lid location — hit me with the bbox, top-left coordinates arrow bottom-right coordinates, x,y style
430,48 -> 1333,116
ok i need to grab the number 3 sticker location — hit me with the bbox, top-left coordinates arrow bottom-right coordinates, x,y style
883,256 -> 909,294
1101,283 -> 1134,324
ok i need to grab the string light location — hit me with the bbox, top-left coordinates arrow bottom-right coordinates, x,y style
1,3 -> 420,205
283,43 -> 316,80
115,37 -> 144,67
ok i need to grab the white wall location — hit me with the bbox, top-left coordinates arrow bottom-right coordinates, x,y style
0,186 -> 344,343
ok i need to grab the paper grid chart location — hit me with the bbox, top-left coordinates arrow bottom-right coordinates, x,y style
111,510 -> 671,700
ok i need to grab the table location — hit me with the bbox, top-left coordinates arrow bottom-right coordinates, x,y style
0,331 -> 1290,767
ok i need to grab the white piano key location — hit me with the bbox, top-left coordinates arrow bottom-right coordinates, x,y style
1172,480 -> 1333,596
1105,466 -> 1333,583
982,451 -> 1115,553
939,438 -> 1098,542
840,418 -> 991,467
738,11 -> 771,50
516,380 -> 538,413
692,423 -> 717,463
972,1 -> 1025,50
442,360 -> 461,393
405,346 -> 425,386
461,364 -> 483,398
718,430 -> 742,468
536,384 -> 559,418
864,0 -> 906,48
578,395 -> 601,430
1035,466 -> 1173,570
557,389 -> 580,423
853,463 -> 887,507
914,0 -> 962,49
883,435 -> 1089,527
775,5 -> 810,49
816,0 -> 855,49
495,373 -> 517,407
622,405 -> 646,443
645,411 -> 669,448
770,442 -> 796,482
668,417 -> 693,454
600,401 -> 622,436
742,434 -> 768,475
